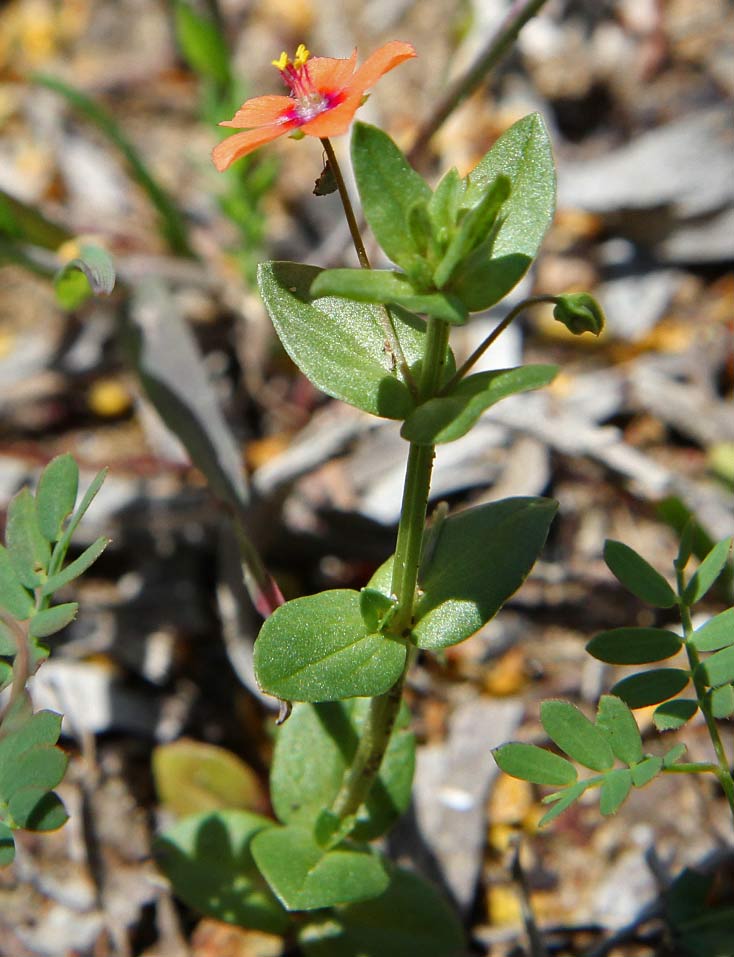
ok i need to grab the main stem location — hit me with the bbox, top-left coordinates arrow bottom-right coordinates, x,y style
677,571 -> 734,821
331,318 -> 449,822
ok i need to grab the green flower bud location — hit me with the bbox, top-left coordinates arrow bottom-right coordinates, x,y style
552,293 -> 605,336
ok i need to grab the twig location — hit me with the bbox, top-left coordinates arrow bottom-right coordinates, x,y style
408,0 -> 551,165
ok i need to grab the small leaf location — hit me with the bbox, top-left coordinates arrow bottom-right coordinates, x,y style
407,497 -> 557,649
298,867 -> 465,957
6,488 -> 51,588
29,603 -> 78,639
538,781 -> 588,826
551,293 -> 605,337
41,536 -> 108,596
310,269 -> 468,325
59,468 -> 107,546
710,684 -> 734,719
152,740 -> 263,818
599,768 -> 632,815
0,745 -> 68,801
401,365 -> 558,445
251,826 -> 389,911
611,669 -> 690,709
351,123 -> 432,274
0,546 -> 34,620
540,700 -> 614,771
663,743 -> 687,767
630,755 -> 663,787
433,174 -> 511,288
54,244 -> 115,309
697,644 -> 734,689
0,711 -> 62,766
684,537 -> 733,605
258,261 -> 429,420
0,823 -> 15,867
359,588 -> 396,633
35,454 -> 79,542
155,810 -> 289,933
690,608 -> 734,652
604,540 -> 678,608
254,590 -> 406,702
596,695 -> 643,765
270,701 -> 414,842
586,627 -> 682,665
675,519 -> 696,572
653,699 -> 698,731
8,789 -> 67,831
492,742 -> 577,786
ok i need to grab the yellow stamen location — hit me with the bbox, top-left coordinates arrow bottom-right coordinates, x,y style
293,43 -> 310,67
271,51 -> 289,70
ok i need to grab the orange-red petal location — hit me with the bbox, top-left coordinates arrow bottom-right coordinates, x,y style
220,94 -> 294,129
300,93 -> 363,138
212,125 -> 292,171
344,40 -> 416,99
303,50 -> 358,93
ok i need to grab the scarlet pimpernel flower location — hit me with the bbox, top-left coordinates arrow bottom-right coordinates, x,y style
212,41 -> 416,172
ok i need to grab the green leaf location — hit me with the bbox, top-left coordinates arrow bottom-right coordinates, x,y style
0,745 -> 67,801
35,454 -> 79,543
359,588 -> 396,633
8,789 -> 68,831
710,683 -> 734,719
653,699 -> 698,731
0,711 -> 62,767
663,743 -> 687,767
251,825 -> 389,911
29,603 -> 78,639
174,0 -> 231,87
586,627 -> 682,665
401,365 -> 558,445
684,537 -> 733,605
154,810 -> 289,933
254,590 -> 406,702
152,740 -> 262,818
675,519 -> 696,572
599,768 -> 632,815
299,867 -> 465,957
492,742 -> 577,786
538,781 -> 587,826
404,497 -> 557,649
690,608 -> 734,652
0,545 -> 34,620
630,755 -> 663,787
0,187 -> 70,249
310,268 -> 469,325
0,822 -> 15,867
603,540 -> 678,608
58,468 -> 107,549
611,669 -> 690,709
433,174 -> 511,288
596,695 -> 643,765
428,167 -> 465,241
452,113 -> 555,309
351,123 -> 432,273
697,644 -> 734,689
6,488 -> 51,588
540,700 -> 614,771
54,244 -> 116,309
41,536 -> 108,596
270,701 -> 414,842
259,261 -> 429,419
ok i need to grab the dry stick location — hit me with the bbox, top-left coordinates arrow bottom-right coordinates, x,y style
407,0 -> 551,167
